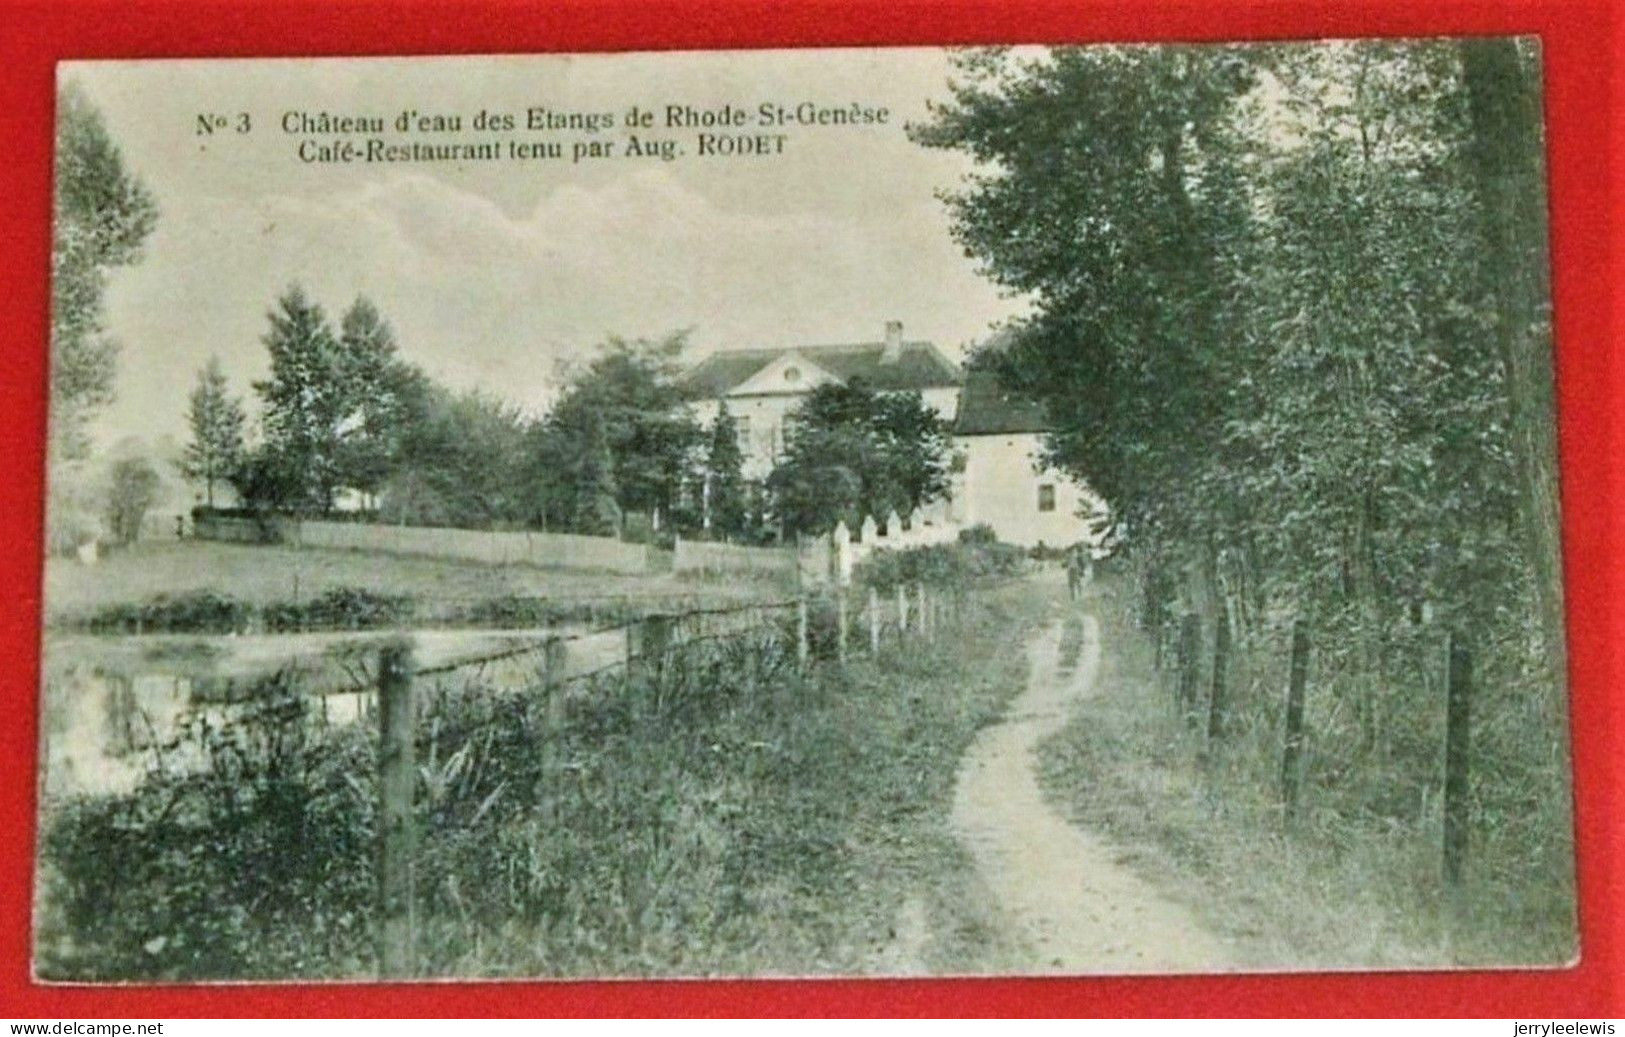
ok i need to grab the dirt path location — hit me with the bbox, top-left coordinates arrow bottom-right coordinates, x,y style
950,604 -> 1234,974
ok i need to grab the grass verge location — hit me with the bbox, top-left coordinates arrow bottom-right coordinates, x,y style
36,581 -> 1043,980
1035,576 -> 1577,971
43,540 -> 781,623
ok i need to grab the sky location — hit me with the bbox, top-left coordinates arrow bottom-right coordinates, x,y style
65,49 -> 1029,453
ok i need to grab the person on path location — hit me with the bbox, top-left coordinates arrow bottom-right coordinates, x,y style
1065,544 -> 1092,601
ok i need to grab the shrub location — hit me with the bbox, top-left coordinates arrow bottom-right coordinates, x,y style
262,587 -> 414,632
83,591 -> 250,634
458,595 -> 641,630
37,587 -> 1037,980
857,540 -> 1026,591
957,523 -> 997,546
38,691 -> 377,980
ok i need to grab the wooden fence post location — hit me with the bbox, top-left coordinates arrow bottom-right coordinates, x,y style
542,635 -> 568,727
1176,613 -> 1200,720
796,597 -> 810,669
1280,618 -> 1310,822
1443,633 -> 1473,888
868,587 -> 880,654
1206,613 -> 1231,742
837,590 -> 849,664
629,614 -> 674,680
376,639 -> 416,979
896,584 -> 909,638
916,582 -> 928,640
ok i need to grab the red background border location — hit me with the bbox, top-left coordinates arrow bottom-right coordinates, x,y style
0,0 -> 1618,1018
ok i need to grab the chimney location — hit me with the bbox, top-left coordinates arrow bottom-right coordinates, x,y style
881,320 -> 904,363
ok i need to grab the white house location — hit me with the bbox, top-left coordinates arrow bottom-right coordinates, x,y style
682,324 -> 1102,549
950,372 -> 1100,549
682,321 -> 963,479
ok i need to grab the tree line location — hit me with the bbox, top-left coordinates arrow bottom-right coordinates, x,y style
186,287 -> 955,543
48,83 -> 956,552
914,39 -> 1570,931
916,38 -> 1561,695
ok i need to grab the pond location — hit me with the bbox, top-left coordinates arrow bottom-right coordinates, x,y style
38,623 -> 629,798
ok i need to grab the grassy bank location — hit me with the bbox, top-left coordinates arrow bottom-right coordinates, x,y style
1036,576 -> 1577,970
37,581 -> 1043,980
43,540 -> 779,623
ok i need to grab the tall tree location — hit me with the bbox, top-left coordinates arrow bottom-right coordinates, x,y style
335,296 -> 408,504
254,285 -> 345,510
703,402 -> 747,538
539,334 -> 703,531
913,41 -> 1573,945
914,45 -> 1260,603
766,381 -> 951,535
105,457 -> 160,545
379,380 -> 529,528
571,412 -> 621,536
919,41 -> 1565,721
1459,38 -> 1564,681
182,356 -> 246,507
50,82 -> 158,464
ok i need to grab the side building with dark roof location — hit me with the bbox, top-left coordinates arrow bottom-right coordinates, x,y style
681,320 -> 963,478
950,372 -> 1104,549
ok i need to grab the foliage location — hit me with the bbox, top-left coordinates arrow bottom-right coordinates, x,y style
228,443 -> 308,516
70,586 -> 674,636
213,314 -> 722,539
766,381 -> 952,535
39,692 -> 377,979
380,384 -> 529,529
47,83 -> 157,554
49,81 -> 158,465
261,587 -> 415,632
334,297 -> 413,501
1038,576 -> 1575,967
182,357 -> 246,508
104,457 -> 161,545
702,402 -> 748,539
76,587 -> 411,635
253,288 -> 420,513
253,286 -> 347,510
80,590 -> 249,635
38,588 -> 1040,980
857,540 -> 1027,591
567,412 -> 622,536
915,40 -> 1570,950
957,523 -> 998,547
527,334 -> 703,534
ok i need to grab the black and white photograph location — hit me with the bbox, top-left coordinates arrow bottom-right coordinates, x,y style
36,42 -> 1574,982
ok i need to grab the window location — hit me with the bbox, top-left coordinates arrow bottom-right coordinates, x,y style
783,366 -> 801,384
1038,484 -> 1056,512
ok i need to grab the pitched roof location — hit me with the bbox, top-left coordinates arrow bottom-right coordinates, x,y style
953,372 -> 1053,435
681,341 -> 963,397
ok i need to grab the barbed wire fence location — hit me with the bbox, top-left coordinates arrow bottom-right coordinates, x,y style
115,579 -> 969,978
373,580 -> 972,975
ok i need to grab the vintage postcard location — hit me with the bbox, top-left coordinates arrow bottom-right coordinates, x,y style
36,43 -> 1575,982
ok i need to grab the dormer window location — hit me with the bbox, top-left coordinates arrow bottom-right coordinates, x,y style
783,366 -> 801,383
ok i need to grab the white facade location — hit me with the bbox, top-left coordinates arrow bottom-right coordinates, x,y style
688,349 -> 960,479
681,329 -> 1105,549
953,432 -> 1098,549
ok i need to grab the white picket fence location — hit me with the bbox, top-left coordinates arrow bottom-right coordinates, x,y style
800,504 -> 963,588
669,503 -> 962,588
